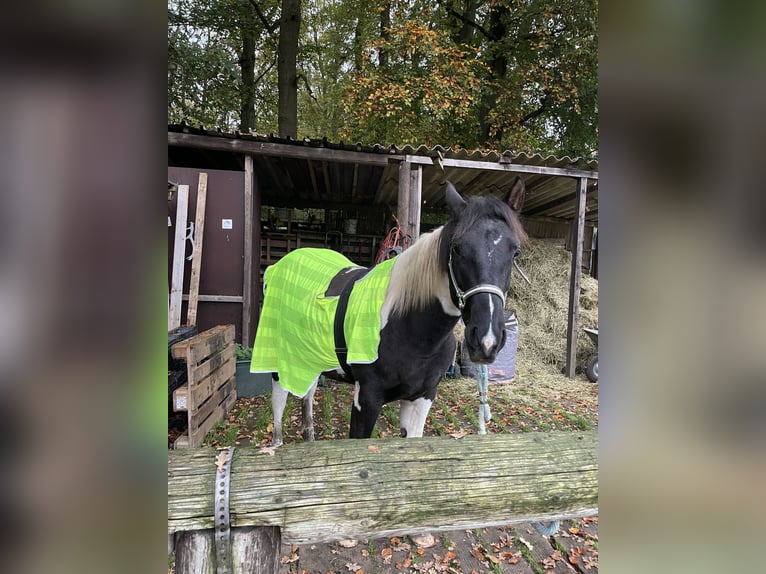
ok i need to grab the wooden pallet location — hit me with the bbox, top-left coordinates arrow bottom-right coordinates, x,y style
171,324 -> 237,448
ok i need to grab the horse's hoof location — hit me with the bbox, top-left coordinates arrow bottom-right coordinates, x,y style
411,533 -> 436,548
302,430 -> 315,442
271,438 -> 283,447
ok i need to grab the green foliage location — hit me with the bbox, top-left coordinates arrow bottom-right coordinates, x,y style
341,19 -> 487,146
234,343 -> 252,360
167,0 -> 597,158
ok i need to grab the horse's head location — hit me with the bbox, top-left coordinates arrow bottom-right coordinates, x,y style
443,177 -> 526,364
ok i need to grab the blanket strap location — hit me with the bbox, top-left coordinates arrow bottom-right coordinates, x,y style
333,266 -> 372,378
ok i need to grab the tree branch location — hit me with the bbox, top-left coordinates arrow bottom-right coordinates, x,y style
519,93 -> 552,126
247,0 -> 278,34
438,2 -> 492,40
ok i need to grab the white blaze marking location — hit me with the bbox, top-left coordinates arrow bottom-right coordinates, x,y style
493,235 -> 503,245
481,293 -> 496,352
353,381 -> 362,411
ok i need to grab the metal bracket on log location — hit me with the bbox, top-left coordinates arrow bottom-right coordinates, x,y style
214,447 -> 235,574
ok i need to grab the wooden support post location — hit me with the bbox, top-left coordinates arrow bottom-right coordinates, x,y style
169,184 -> 190,331
408,163 -> 422,241
174,527 -> 280,574
187,173 -> 208,326
565,177 -> 588,378
397,161 -> 411,242
242,155 -> 254,347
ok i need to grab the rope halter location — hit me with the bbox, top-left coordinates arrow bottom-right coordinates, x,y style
447,247 -> 507,310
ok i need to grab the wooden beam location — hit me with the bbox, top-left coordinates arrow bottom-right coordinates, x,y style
397,161 -> 411,241
168,432 -> 597,544
168,132 -> 392,166
242,155 -> 254,347
565,177 -> 588,378
436,157 -> 598,180
168,133 -> 598,180
169,184 -> 190,331
186,173 -> 208,326
408,164 -> 422,241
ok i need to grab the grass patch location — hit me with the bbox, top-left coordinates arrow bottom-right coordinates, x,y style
516,536 -> 545,574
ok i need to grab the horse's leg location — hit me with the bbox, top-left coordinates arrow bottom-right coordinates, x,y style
270,375 -> 288,447
300,378 -> 318,442
399,398 -> 433,438
349,381 -> 383,438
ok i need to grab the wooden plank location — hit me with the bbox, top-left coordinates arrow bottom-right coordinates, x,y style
182,294 -> 243,303
169,184 -> 190,330
189,360 -> 236,413
170,324 -> 235,363
168,431 -> 598,543
242,155 -> 254,347
565,178 -> 587,378
187,383 -> 237,447
187,173 -> 208,326
173,383 -> 189,412
189,375 -> 235,429
187,344 -> 235,389
432,156 -> 599,180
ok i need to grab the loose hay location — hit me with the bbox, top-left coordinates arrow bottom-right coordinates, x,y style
508,238 -> 598,378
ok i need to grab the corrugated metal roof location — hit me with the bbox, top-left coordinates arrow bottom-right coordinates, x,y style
168,123 -> 598,224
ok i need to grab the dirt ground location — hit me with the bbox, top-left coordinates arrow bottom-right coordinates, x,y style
279,517 -> 598,574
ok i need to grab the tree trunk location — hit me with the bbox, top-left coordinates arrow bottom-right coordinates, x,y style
239,28 -> 256,132
478,2 -> 509,145
278,0 -> 301,138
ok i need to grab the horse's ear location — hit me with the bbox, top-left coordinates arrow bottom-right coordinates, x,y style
444,181 -> 466,217
504,176 -> 525,213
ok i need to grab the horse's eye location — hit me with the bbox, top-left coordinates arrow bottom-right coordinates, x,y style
514,248 -> 521,258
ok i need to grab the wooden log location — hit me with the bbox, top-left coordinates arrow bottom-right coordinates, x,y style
168,432 -> 597,545
174,527 -> 280,574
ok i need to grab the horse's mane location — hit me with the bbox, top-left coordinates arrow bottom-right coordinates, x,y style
385,195 -> 526,316
385,227 -> 448,316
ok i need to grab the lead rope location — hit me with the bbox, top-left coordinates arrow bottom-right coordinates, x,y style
476,364 -> 491,434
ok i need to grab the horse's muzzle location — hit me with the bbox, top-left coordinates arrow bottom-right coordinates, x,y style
465,327 -> 506,364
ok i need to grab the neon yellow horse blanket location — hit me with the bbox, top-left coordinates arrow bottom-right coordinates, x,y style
250,248 -> 395,397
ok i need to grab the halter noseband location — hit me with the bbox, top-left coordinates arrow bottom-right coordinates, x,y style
447,247 -> 507,310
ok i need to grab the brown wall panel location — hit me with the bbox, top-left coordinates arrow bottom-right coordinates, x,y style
169,167 -> 246,339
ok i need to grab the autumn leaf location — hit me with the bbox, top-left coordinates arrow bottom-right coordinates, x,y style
542,556 -> 556,569
367,445 -> 380,453
448,429 -> 469,439
470,546 -> 484,561
214,451 -> 231,472
381,547 -> 393,563
259,446 -> 278,456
